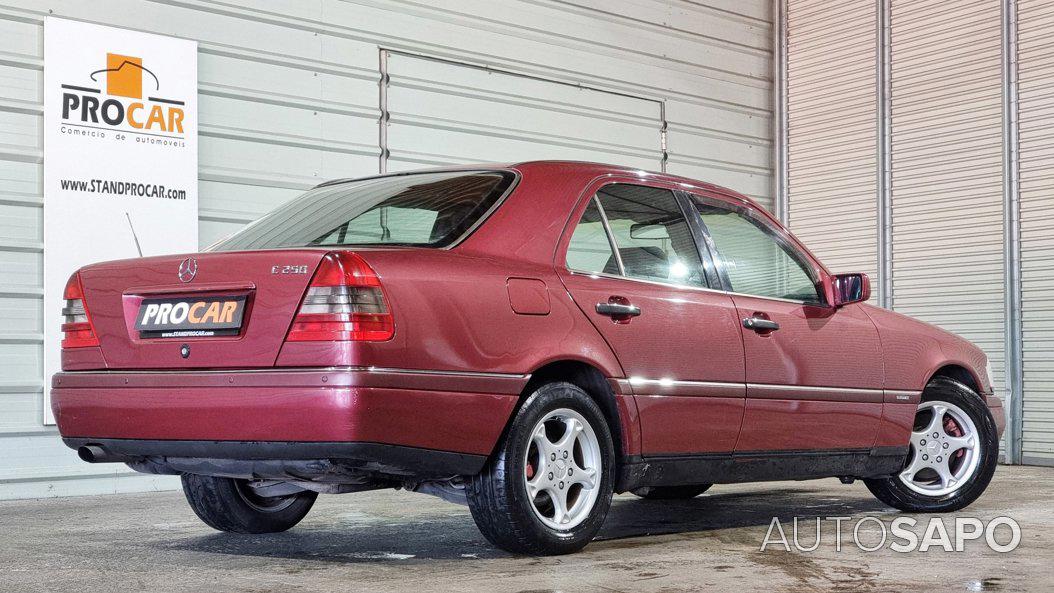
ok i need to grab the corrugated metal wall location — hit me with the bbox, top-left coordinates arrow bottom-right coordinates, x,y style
786,0 -> 878,288
1018,0 -> 1054,464
384,52 -> 663,172
787,0 -> 1021,458
0,0 -> 774,498
888,0 -> 1006,407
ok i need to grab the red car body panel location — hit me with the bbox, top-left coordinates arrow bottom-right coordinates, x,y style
861,303 -> 991,392
731,295 -> 885,452
52,161 -> 1004,486
559,272 -> 746,454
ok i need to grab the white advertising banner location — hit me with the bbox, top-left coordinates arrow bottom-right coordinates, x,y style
43,18 -> 198,422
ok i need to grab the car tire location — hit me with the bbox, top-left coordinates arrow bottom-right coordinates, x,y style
864,377 -> 999,513
631,484 -> 712,500
467,381 -> 615,555
181,474 -> 318,534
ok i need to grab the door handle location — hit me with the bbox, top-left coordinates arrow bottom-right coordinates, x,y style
596,299 -> 641,321
743,316 -> 780,332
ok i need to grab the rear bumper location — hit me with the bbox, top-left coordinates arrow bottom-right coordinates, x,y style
52,367 -> 526,476
62,438 -> 487,477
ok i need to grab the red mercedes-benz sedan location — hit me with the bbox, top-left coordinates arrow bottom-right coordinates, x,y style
53,161 -> 1005,554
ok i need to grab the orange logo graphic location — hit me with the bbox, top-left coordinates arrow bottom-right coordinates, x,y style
106,54 -> 143,98
90,53 -> 160,99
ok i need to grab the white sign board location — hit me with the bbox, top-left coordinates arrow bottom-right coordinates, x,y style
43,18 -> 198,422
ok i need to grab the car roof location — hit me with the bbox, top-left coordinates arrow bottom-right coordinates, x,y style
512,160 -> 755,199
314,160 -> 760,208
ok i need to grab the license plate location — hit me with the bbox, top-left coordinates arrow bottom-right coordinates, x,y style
135,296 -> 246,338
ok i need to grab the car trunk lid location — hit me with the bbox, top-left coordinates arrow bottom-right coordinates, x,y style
78,249 -> 327,369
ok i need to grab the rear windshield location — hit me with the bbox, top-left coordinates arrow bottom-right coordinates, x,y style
211,170 -> 516,251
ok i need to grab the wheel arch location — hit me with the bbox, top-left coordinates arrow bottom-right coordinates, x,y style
927,363 -> 983,397
506,359 -> 635,467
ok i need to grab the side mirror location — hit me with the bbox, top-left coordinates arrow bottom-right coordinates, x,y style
832,273 -> 871,307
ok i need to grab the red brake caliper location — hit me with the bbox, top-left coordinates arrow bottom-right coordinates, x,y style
526,462 -> 535,480
944,417 -> 965,460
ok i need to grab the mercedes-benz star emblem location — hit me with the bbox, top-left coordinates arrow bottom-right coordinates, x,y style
177,257 -> 198,283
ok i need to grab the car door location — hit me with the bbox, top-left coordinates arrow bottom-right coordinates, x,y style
686,191 -> 884,453
557,180 -> 746,455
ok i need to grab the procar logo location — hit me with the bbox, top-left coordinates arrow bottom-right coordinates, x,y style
60,52 -> 185,140
134,296 -> 246,338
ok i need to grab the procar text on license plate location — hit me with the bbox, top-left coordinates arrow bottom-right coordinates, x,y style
134,296 -> 246,338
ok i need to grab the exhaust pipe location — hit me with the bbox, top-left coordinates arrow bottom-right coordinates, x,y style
77,444 -> 126,463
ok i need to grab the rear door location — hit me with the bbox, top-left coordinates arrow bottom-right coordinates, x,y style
685,192 -> 884,452
557,180 -> 745,455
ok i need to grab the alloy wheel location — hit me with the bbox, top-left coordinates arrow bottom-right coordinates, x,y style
522,408 -> 602,530
898,400 -> 982,497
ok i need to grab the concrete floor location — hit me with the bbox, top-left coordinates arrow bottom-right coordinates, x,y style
2,466 -> 1051,593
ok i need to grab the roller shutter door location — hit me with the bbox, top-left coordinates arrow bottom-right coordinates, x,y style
889,0 -> 1006,409
786,0 -> 879,292
1018,0 -> 1054,464
384,52 -> 664,173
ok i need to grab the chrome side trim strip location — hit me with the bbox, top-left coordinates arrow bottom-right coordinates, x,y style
749,383 -> 885,404
629,377 -> 910,394
567,270 -> 821,306
628,376 -> 745,398
629,380 -> 744,399
568,269 -> 725,295
747,383 -> 884,395
58,366 -> 529,380
368,367 -> 530,380
724,290 -> 823,307
630,377 -> 738,389
885,390 -> 922,398
58,367 -> 358,375
54,367 -> 531,395
627,377 -> 901,403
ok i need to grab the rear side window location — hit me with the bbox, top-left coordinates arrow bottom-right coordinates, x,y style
212,171 -> 515,251
565,184 -> 706,287
565,199 -> 616,274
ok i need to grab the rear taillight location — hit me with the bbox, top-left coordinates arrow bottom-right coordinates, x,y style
61,272 -> 99,348
286,252 -> 394,342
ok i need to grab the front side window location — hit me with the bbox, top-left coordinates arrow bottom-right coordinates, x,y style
565,184 -> 706,287
211,171 -> 515,251
693,196 -> 822,303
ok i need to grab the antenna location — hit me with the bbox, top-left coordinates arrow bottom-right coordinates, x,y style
125,212 -> 143,257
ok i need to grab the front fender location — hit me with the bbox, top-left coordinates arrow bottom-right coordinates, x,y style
861,304 -> 990,393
